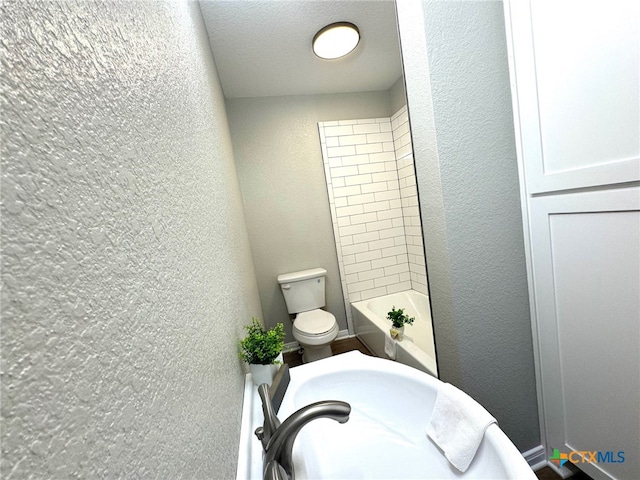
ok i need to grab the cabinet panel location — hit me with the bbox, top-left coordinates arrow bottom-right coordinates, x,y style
529,188 -> 639,479
509,1 -> 640,194
532,1 -> 639,174
506,1 -> 640,477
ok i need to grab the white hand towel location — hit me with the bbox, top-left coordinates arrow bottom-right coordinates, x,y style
384,332 -> 397,360
426,383 -> 497,472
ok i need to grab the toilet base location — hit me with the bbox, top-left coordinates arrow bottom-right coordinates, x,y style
301,343 -> 333,363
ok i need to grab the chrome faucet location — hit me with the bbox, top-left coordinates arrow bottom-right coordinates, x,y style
255,384 -> 282,449
255,383 -> 351,480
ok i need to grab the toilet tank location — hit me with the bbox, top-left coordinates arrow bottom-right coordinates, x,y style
277,268 -> 327,314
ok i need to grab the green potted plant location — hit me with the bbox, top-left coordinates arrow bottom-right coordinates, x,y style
387,306 -> 415,341
239,317 -> 286,385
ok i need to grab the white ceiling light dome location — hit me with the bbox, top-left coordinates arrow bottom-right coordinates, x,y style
312,22 -> 360,60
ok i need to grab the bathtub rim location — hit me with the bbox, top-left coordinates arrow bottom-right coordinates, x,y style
351,289 -> 438,377
237,351 -> 535,480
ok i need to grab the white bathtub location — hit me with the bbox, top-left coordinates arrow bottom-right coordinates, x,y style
351,290 -> 437,376
237,351 -> 535,479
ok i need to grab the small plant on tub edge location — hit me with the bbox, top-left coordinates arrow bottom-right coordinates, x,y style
387,306 -> 415,328
239,317 -> 286,365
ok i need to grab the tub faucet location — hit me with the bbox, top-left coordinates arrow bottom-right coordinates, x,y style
255,384 -> 351,480
255,384 -> 282,449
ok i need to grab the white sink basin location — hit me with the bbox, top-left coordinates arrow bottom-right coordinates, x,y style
237,351 -> 536,479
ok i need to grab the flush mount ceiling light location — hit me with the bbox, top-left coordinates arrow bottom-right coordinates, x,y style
312,22 -> 360,60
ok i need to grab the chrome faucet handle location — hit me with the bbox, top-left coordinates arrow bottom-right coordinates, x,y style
264,400 -> 351,480
264,461 -> 288,480
255,383 -> 281,450
255,380 -> 351,480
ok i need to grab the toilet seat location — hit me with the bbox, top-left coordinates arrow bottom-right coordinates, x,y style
292,309 -> 338,361
294,309 -> 336,336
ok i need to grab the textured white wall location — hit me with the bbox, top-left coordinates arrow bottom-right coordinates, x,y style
389,75 -> 408,115
399,0 -> 540,451
1,1 -> 261,478
227,93 -> 390,341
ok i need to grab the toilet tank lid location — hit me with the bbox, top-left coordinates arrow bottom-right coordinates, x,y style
277,268 -> 327,284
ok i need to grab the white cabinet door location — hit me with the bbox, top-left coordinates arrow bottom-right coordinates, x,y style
507,0 -> 639,194
529,188 -> 639,480
505,1 -> 640,478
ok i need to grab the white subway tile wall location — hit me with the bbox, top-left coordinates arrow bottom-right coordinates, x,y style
319,106 -> 429,327
392,106 -> 429,297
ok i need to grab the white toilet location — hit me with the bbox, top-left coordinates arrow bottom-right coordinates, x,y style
277,267 -> 339,363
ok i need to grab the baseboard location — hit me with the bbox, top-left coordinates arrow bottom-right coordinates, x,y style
546,460 -> 578,479
526,446 -> 576,478
524,445 -> 547,470
335,328 -> 352,341
284,329 -> 351,352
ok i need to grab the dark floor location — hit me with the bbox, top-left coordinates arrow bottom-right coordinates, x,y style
535,467 -> 560,480
535,465 -> 593,480
283,336 -> 372,367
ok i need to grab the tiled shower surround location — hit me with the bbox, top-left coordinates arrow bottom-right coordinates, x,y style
393,107 -> 429,296
319,106 -> 428,325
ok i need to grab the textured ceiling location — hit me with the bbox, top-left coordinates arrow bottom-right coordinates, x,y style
199,0 -> 403,99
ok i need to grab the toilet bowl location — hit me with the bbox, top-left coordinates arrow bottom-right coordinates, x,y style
292,309 -> 339,363
277,267 -> 338,363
